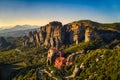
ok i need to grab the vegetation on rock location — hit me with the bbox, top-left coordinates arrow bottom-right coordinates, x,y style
0,20 -> 120,80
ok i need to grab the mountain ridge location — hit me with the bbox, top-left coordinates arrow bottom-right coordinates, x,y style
0,25 -> 39,37
22,20 -> 120,48
0,20 -> 120,37
0,25 -> 39,33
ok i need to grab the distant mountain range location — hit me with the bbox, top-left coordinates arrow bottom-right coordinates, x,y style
0,25 -> 40,37
0,20 -> 120,37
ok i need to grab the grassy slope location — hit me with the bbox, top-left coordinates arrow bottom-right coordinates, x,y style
0,41 -> 120,80
74,48 -> 120,80
0,46 -> 47,80
61,42 -> 120,80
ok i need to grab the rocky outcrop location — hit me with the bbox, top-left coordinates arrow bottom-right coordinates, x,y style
85,27 -> 99,42
39,27 -> 46,44
23,20 -> 120,48
64,23 -> 85,45
66,52 -> 81,62
44,21 -> 63,48
47,48 -> 59,65
23,21 -> 63,48
65,65 -> 81,78
47,48 -> 72,69
38,68 -> 58,80
97,29 -> 120,42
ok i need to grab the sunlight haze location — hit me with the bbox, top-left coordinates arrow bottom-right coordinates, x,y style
0,0 -> 120,28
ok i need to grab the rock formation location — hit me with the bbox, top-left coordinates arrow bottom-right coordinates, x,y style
39,27 -> 46,44
44,21 -> 63,48
22,20 -> 120,48
97,29 -> 120,42
66,52 -> 81,62
85,27 -> 98,42
65,65 -> 81,78
47,48 -> 72,69
23,21 -> 64,48
47,48 -> 59,65
64,23 -> 85,45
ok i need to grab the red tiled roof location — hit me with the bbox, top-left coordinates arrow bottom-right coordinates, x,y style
48,47 -> 72,69
55,57 -> 66,69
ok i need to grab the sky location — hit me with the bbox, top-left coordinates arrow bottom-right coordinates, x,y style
0,0 -> 120,28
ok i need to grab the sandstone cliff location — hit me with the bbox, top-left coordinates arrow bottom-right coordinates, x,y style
22,20 -> 120,48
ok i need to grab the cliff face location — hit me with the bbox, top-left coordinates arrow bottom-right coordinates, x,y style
85,27 -> 99,42
64,23 -> 85,44
22,20 -> 120,48
44,21 -> 63,47
23,21 -> 64,48
97,29 -> 120,42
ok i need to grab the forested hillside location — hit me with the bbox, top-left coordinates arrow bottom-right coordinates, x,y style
0,39 -> 120,80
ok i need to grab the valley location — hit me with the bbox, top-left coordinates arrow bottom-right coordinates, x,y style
0,20 -> 120,80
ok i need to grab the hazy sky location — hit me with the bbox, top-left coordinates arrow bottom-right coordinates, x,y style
0,0 -> 120,28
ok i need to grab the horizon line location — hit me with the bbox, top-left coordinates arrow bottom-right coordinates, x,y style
0,19 -> 120,28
